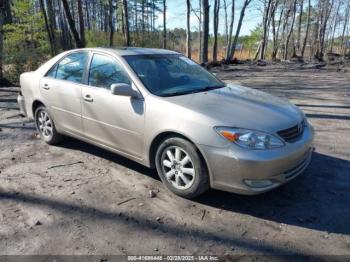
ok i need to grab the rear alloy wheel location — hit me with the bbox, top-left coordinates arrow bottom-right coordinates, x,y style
155,137 -> 209,198
35,106 -> 62,144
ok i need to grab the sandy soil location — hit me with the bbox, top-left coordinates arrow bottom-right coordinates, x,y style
0,64 -> 349,258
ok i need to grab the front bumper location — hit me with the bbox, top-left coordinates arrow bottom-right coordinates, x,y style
198,124 -> 314,195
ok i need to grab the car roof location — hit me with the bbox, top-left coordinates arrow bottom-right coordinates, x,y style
71,47 -> 180,56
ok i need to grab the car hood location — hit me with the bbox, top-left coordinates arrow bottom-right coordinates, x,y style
162,85 -> 304,133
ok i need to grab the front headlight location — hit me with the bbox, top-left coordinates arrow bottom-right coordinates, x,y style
215,127 -> 285,149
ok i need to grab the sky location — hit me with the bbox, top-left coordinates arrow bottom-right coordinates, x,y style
154,0 -> 263,36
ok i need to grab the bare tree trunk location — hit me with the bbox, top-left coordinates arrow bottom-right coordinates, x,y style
134,0 -> 138,34
201,0 -> 209,63
228,0 -> 251,60
85,0 -> 91,30
280,4 -> 291,58
0,0 -> 11,79
341,1 -> 350,55
316,0 -> 334,60
312,8 -> 320,59
61,0 -> 85,48
321,0 -> 334,59
225,0 -> 235,61
283,0 -> 297,60
292,34 -> 297,57
120,2 -> 124,34
163,0 -> 167,49
140,0 -> 143,32
301,0 -> 311,57
104,4 -> 108,33
329,0 -> 340,53
47,0 -> 57,54
77,0 -> 86,47
297,0 -> 303,52
199,0 -> 202,61
212,0 -> 220,61
70,0 -> 75,20
39,0 -> 55,56
108,0 -> 114,47
152,0 -> 156,31
186,0 -> 192,58
59,1 -> 72,50
1,0 -> 11,24
122,0 -> 130,46
260,0 -> 273,60
47,0 -> 56,30
223,0 -> 229,49
271,2 -> 283,60
0,5 -> 4,79
141,0 -> 145,33
254,42 -> 262,60
271,12 -> 277,60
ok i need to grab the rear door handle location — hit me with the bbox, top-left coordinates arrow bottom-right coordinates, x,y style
83,94 -> 93,102
42,83 -> 50,90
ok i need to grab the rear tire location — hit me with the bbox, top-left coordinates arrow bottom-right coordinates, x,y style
155,137 -> 209,198
34,106 -> 62,145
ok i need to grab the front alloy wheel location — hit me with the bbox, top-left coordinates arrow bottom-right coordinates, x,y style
161,146 -> 196,190
155,137 -> 209,198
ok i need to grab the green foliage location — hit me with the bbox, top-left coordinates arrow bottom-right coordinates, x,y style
3,0 -> 50,84
238,25 -> 263,50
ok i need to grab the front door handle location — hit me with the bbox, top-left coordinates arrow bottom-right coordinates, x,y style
42,83 -> 50,90
83,94 -> 93,102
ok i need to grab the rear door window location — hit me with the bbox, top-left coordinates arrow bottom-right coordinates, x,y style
52,52 -> 88,84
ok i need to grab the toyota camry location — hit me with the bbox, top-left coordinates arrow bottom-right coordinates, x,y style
18,47 -> 314,198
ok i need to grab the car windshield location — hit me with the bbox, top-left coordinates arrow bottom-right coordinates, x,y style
124,54 -> 225,97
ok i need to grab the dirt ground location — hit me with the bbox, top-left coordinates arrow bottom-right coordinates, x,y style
0,63 -> 349,258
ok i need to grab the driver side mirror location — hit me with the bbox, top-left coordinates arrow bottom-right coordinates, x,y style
110,83 -> 142,99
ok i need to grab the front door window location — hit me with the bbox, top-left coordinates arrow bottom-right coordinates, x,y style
88,54 -> 131,90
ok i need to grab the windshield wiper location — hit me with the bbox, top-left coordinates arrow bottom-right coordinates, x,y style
161,91 -> 193,97
160,85 -> 225,97
199,85 -> 225,92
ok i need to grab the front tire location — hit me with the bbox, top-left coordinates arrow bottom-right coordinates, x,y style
34,106 -> 62,145
155,137 -> 209,198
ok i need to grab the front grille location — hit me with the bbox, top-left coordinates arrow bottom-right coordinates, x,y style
277,121 -> 305,142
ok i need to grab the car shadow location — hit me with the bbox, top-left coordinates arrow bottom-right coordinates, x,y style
59,138 -> 350,235
0,190 -> 304,255
196,152 -> 350,235
59,137 -> 160,181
